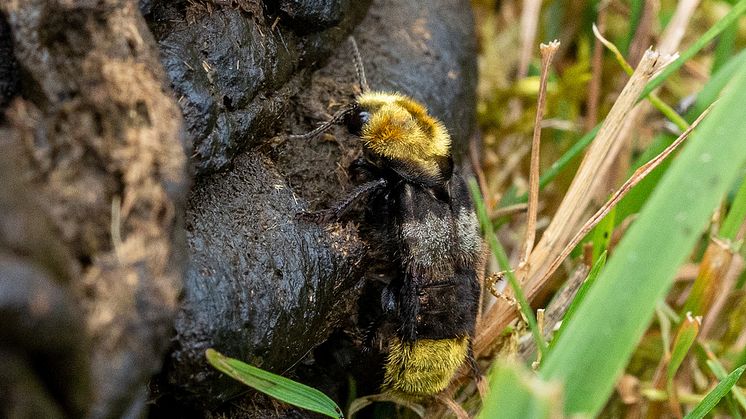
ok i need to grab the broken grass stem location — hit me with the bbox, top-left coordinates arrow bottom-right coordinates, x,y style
536,104 -> 713,288
521,40 -> 560,265
476,51 -> 671,356
592,24 -> 688,132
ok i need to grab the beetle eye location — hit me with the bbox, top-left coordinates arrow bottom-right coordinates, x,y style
344,108 -> 370,136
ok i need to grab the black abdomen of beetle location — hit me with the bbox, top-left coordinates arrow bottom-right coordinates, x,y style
394,172 -> 481,342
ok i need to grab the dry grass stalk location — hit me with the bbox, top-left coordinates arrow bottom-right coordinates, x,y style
521,40 -> 560,265
700,251 -> 744,337
475,50 -> 673,355
607,0 -> 698,190
518,264 -> 590,360
684,236 -> 736,316
518,0 -> 542,78
736,217 -> 746,241
534,104 -> 712,290
628,0 -> 658,66
435,394 -> 470,419
348,394 -> 424,418
733,316 -> 746,354
675,263 -> 701,282
585,2 -> 609,131
647,313 -> 701,419
658,0 -> 701,56
492,203 -> 528,219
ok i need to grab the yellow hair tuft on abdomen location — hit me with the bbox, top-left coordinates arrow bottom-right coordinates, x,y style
382,337 -> 469,399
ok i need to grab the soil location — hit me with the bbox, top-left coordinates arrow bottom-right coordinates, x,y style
0,0 -> 477,416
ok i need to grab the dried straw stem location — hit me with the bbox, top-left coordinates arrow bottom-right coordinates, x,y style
476,50 -> 673,355
520,40 -> 560,265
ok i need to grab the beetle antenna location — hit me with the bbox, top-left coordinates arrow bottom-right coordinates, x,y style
288,104 -> 354,140
348,36 -> 370,93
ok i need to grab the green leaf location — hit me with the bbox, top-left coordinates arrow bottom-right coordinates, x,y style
590,208 -> 615,262
478,360 -> 563,419
667,314 -> 700,382
711,19 -> 738,74
616,132 -> 677,221
205,349 -> 344,419
710,22 -> 738,73
683,365 -> 746,419
689,48 -> 746,120
738,345 -> 746,373
706,358 -> 746,412
539,58 -> 746,416
620,0 -> 644,55
720,175 -> 746,241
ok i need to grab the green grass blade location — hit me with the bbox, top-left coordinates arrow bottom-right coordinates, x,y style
618,49 -> 746,221
656,303 -> 673,355
720,175 -> 746,241
667,314 -> 700,382
683,365 -> 746,419
689,48 -> 746,120
205,349 -> 344,419
548,251 -> 606,351
591,209 -> 615,262
725,396 -> 744,419
478,360 -> 562,419
470,180 -> 547,356
738,344 -> 746,370
540,124 -> 600,191
594,25 -> 688,131
638,0 -> 746,100
712,18 -> 739,75
620,0 -> 644,55
706,358 -> 746,412
539,61 -> 746,416
615,133 -> 677,220
506,33 -> 717,211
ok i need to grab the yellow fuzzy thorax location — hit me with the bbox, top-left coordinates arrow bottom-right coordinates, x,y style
382,337 -> 469,399
356,92 -> 451,175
